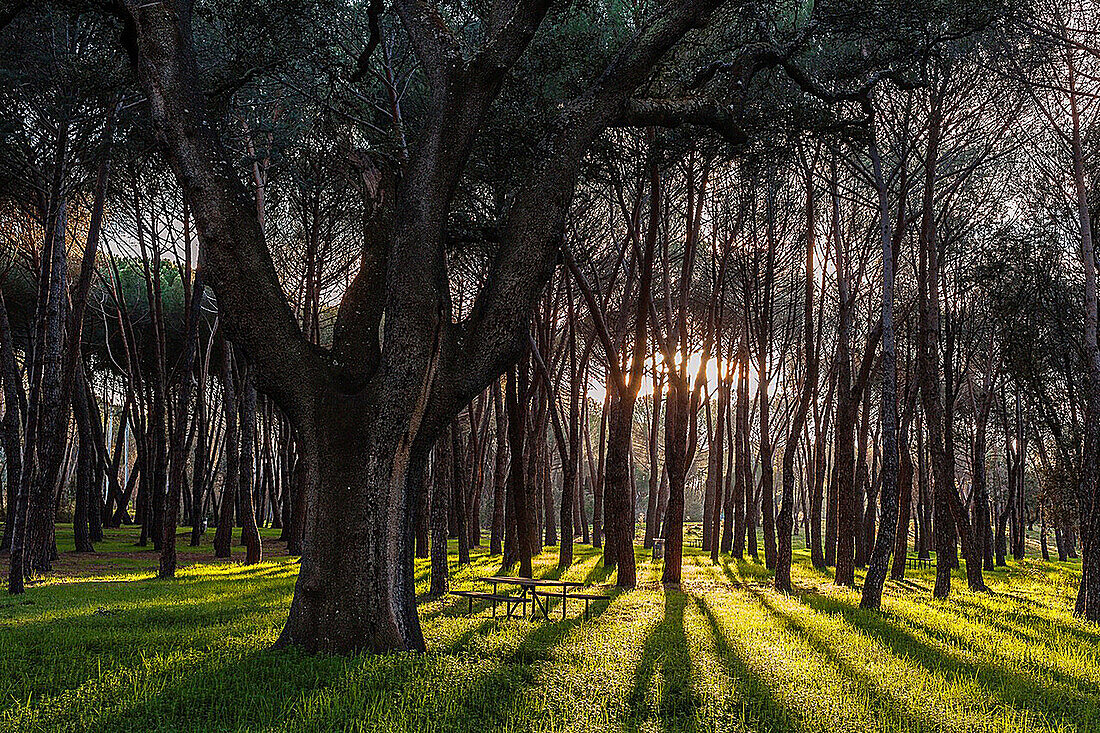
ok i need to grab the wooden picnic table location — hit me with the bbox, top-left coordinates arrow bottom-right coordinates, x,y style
478,576 -> 587,620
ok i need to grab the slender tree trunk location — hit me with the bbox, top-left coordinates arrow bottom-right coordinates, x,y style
661,375 -> 690,586
238,362 -> 262,565
1062,30 -> 1100,618
831,158 -> 857,588
917,82 -> 985,597
593,389 -> 608,550
72,370 -> 96,553
490,382 -> 507,556
190,355 -> 209,547
559,315 -> 579,569
891,406 -> 915,581
0,288 -> 25,556
213,347 -> 239,559
452,421 -> 470,565
731,334 -> 749,559
861,111 -> 900,610
504,361 -> 533,578
644,368 -> 664,549
709,366 -> 727,563
720,376 -> 736,554
430,428 -> 452,597
776,159 -> 818,592
161,257 -> 204,576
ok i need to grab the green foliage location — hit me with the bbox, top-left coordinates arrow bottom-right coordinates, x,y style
0,526 -> 1095,732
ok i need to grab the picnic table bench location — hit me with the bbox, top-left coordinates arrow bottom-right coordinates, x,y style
532,589 -> 609,620
448,590 -> 529,619
449,577 -> 610,621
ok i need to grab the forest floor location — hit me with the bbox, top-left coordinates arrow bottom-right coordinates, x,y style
0,526 -> 1095,733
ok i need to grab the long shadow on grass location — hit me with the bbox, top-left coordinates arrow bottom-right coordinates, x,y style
584,560 -> 616,585
7,601 -> 577,732
943,592 -> 1100,648
0,570 -> 296,646
794,590 -> 1100,732
743,586 -> 966,733
716,556 -> 769,585
690,593 -> 801,732
946,591 -> 1100,643
624,590 -> 700,733
414,601 -> 615,732
0,575 -> 304,732
874,594 -> 1100,696
706,558 -> 1099,731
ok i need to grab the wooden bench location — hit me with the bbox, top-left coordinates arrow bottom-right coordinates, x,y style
449,590 -> 528,619
904,555 -> 933,570
532,590 -> 610,620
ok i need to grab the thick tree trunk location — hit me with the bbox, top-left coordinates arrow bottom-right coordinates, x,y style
276,416 -> 425,653
603,392 -> 637,583
126,0 -> 730,654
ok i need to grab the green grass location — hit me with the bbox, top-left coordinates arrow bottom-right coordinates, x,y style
0,526 -> 1095,732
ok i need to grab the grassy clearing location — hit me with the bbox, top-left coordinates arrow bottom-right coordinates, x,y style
0,526 -> 1095,732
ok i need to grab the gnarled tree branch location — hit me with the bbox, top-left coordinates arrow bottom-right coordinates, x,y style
613,96 -> 748,146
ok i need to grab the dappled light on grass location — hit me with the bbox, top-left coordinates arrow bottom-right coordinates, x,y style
1,532 -> 1097,731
